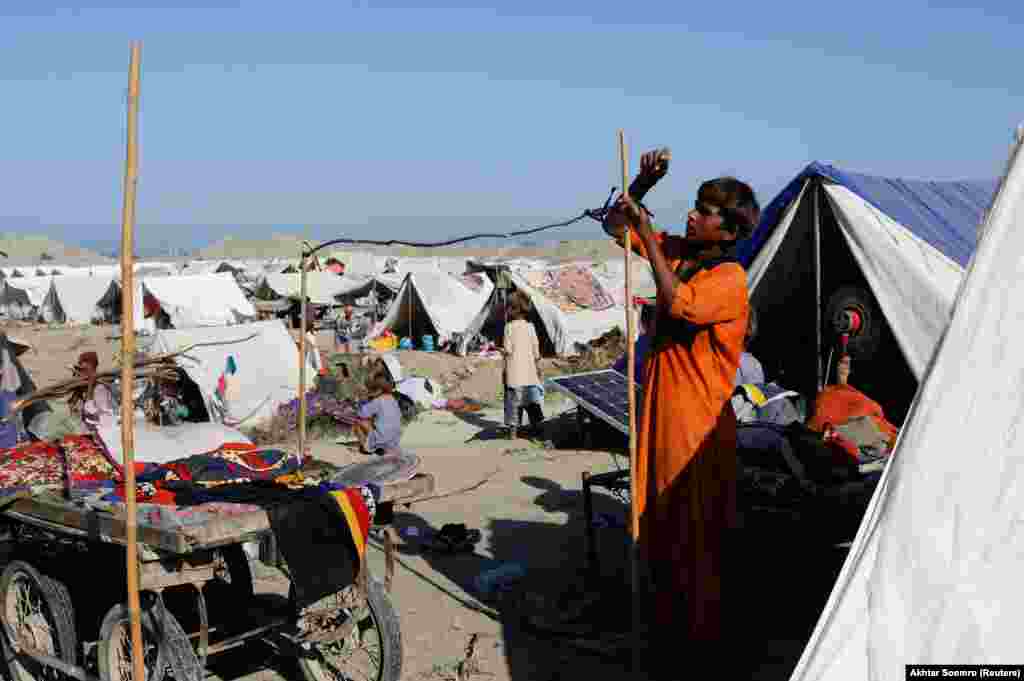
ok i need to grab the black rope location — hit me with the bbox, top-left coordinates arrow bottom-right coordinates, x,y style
302,187 -> 619,257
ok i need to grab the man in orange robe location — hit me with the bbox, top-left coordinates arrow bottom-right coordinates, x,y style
605,153 -> 760,671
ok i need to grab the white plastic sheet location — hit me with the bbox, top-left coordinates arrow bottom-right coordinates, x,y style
790,138 -> 1024,679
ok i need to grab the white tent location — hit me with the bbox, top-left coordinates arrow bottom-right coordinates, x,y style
136,273 -> 256,332
2,276 -> 53,319
151,319 -> 312,429
260,272 -> 375,305
375,271 -> 494,345
41,275 -> 119,324
789,137 -> 1024,679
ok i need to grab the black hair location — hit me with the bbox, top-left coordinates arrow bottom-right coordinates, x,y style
697,177 -> 761,239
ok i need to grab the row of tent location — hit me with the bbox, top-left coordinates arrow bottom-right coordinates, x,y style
0,273 -> 257,329
5,158 -> 1002,393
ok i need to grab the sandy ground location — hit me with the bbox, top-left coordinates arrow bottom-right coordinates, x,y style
5,321 -> 834,680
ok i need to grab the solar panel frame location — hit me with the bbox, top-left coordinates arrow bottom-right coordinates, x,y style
546,369 -> 643,436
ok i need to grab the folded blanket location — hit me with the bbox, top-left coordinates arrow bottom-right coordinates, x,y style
161,480 -> 377,609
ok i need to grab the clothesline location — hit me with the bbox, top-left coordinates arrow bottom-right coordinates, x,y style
302,188 -> 619,257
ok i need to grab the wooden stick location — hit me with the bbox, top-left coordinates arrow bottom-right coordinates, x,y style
119,41 -> 146,681
298,250 -> 308,459
619,129 -> 641,669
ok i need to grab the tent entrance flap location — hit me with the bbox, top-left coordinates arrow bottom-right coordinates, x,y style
750,183 -> 920,425
749,193 -> 819,401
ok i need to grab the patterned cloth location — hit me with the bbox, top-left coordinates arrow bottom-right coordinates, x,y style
0,435 -> 119,495
524,266 -> 616,312
460,273 -> 487,292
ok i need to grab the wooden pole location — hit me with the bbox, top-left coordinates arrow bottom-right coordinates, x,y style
298,249 -> 308,459
119,41 -> 146,681
619,130 -> 641,664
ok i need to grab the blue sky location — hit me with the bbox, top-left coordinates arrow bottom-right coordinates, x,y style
1,0 -> 1022,249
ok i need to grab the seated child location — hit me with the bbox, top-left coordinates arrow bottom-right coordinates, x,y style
352,358 -> 403,454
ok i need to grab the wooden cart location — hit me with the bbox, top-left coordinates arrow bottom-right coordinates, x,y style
0,473 -> 434,681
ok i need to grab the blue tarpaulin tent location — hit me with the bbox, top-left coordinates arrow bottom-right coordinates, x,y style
739,163 -> 998,424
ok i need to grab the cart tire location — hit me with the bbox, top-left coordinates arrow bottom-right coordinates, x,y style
296,577 -> 402,681
97,601 -> 199,681
0,560 -> 78,681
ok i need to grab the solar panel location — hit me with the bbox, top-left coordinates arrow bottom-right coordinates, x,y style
546,369 -> 642,435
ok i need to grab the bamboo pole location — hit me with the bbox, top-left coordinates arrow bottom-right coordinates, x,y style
619,130 -> 641,666
119,41 -> 146,681
298,249 -> 308,459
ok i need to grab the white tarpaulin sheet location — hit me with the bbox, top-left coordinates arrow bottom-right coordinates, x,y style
98,419 -> 253,465
262,272 -> 374,305
151,319 -> 311,429
43,275 -> 118,324
377,271 -> 494,343
824,184 -> 964,380
140,273 -> 256,331
790,139 -> 1024,680
508,267 -> 627,357
4,276 -> 52,308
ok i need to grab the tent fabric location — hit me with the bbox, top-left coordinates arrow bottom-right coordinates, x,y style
789,141 -> 1024,679
261,272 -> 375,305
139,273 -> 256,331
507,268 -> 625,357
3,276 -> 52,308
97,419 -> 254,465
151,320 -> 312,429
376,271 -> 494,344
823,185 -> 964,380
42,276 -> 118,324
458,261 -> 632,357
740,162 -> 997,268
743,165 -> 996,385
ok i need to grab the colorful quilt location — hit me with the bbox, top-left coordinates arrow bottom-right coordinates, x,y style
0,435 -> 119,496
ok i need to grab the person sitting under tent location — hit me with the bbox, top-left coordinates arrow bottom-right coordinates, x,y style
604,151 -> 760,673
612,299 -> 655,384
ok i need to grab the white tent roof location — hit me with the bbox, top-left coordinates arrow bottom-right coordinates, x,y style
261,272 -> 375,305
43,275 -> 118,324
790,139 -> 1024,679
377,271 -> 494,343
506,263 -> 627,357
749,182 -> 964,381
151,319 -> 312,429
4,276 -> 53,307
137,273 -> 256,331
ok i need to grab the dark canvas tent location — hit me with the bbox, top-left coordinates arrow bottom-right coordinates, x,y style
738,163 -> 996,424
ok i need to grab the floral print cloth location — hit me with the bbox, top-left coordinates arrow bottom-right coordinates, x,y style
0,435 -> 119,496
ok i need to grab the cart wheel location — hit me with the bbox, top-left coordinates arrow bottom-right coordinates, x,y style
0,560 -> 78,681
295,577 -> 402,681
97,600 -> 199,681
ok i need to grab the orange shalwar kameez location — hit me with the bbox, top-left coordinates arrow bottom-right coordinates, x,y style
622,229 -> 749,652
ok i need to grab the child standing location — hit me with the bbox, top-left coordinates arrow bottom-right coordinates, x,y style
352,357 -> 403,454
502,291 -> 545,439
